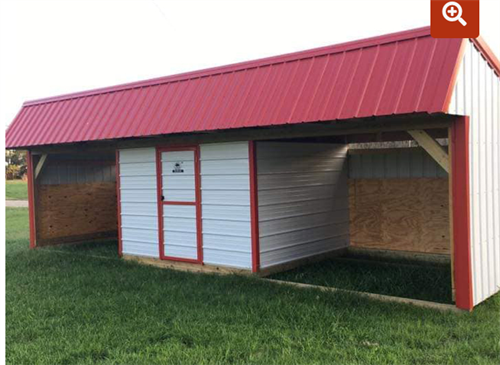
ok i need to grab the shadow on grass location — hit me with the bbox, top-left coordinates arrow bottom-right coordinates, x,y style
42,239 -> 119,258
269,255 -> 452,304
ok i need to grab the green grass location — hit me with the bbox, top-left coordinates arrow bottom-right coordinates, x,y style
270,257 -> 452,304
6,180 -> 28,200
6,208 -> 500,365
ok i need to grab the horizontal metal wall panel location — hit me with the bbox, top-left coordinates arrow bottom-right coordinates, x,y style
39,163 -> 116,185
120,189 -> 157,203
259,199 -> 348,222
121,228 -> 158,244
161,231 -> 197,245
258,171 -> 345,190
450,41 -> 500,306
121,241 -> 159,258
163,175 -> 196,190
7,28 -> 467,149
164,189 -> 195,202
163,151 -> 195,162
260,211 -> 348,238
119,147 -> 159,259
119,175 -> 157,189
38,152 -> 116,185
164,245 -> 197,260
203,249 -> 251,269
163,215 -> 197,233
257,142 -> 349,159
201,175 -> 250,190
260,236 -> 349,268
202,205 -> 251,222
203,219 -> 251,237
202,189 -> 250,206
120,202 -> 157,216
163,205 -> 197,218
200,142 -> 250,160
203,234 -> 251,253
260,224 -> 349,253
258,185 -> 347,207
256,157 -> 345,175
257,142 -> 350,269
120,162 -> 156,177
120,148 -> 156,163
122,215 -> 158,230
349,148 -> 448,179
200,142 -> 252,269
200,159 -> 249,175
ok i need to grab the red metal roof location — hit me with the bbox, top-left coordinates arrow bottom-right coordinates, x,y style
6,26 -> 476,148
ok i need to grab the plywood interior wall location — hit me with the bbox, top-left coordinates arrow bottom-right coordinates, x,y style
35,154 -> 117,246
36,182 -> 117,244
349,178 -> 450,254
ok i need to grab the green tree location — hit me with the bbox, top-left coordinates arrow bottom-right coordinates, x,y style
5,150 -> 27,180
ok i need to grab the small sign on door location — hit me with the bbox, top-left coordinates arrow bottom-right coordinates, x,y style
172,161 -> 184,173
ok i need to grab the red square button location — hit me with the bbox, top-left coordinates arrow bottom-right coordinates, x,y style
431,0 -> 479,38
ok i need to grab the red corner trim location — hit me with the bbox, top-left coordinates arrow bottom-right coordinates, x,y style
471,37 -> 500,76
116,150 -> 123,257
451,116 -> 473,311
26,150 -> 36,249
249,141 -> 260,273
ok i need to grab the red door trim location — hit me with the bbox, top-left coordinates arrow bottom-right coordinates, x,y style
26,150 -> 37,249
249,141 -> 260,273
115,150 -> 123,257
156,145 -> 203,264
451,116 -> 473,311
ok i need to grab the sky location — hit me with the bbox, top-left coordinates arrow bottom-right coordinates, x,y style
0,0 -> 499,132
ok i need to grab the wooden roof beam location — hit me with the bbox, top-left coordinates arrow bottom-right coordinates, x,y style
407,129 -> 449,173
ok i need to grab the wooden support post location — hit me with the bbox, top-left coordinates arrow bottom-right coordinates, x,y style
34,154 -> 48,179
408,130 -> 449,173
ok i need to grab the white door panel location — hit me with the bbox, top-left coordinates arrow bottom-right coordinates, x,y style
159,149 -> 200,261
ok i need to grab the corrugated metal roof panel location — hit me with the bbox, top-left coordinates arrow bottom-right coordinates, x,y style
6,26 -> 478,148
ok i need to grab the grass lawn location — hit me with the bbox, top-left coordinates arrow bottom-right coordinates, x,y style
6,180 -> 28,200
6,208 -> 500,365
270,257 -> 452,304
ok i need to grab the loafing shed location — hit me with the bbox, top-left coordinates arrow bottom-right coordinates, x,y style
5,27 -> 500,311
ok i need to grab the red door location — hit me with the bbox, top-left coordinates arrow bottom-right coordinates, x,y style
156,146 -> 202,263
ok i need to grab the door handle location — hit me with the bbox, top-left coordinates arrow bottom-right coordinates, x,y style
161,195 -> 165,201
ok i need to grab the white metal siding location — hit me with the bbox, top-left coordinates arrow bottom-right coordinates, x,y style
118,143 -> 252,268
257,142 -> 350,268
119,148 -> 159,258
200,142 -> 252,269
450,41 -> 500,306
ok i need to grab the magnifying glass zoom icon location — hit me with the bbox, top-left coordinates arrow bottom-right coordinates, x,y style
442,1 -> 467,26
